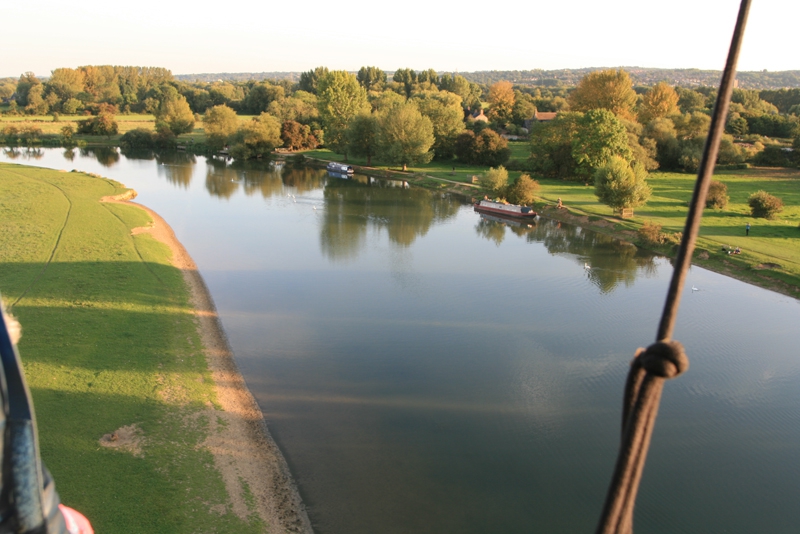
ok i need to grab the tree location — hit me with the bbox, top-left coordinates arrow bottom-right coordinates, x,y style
572,109 -> 633,180
512,90 -> 537,125
440,74 -> 481,109
203,104 -> 239,149
357,66 -> 386,91
487,81 -> 515,125
77,111 -> 118,137
25,84 -> 49,114
243,82 -> 284,114
377,102 -> 434,170
676,88 -> 708,113
317,71 -> 369,156
416,69 -> 439,86
346,113 -> 380,165
506,174 -> 540,205
229,113 -> 281,160
299,66 -> 329,94
60,125 -> 74,145
281,120 -> 317,151
594,156 -> 651,213
455,129 -> 510,167
156,94 -> 195,135
412,90 -> 465,159
569,69 -> 637,120
267,92 -> 319,125
393,68 -> 417,99
528,112 -> 582,179
15,72 -> 40,107
479,166 -> 509,195
638,82 -> 679,124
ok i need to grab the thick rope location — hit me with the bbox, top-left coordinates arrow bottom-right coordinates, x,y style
595,1 -> 752,532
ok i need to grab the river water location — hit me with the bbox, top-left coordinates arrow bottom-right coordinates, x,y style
4,147 -> 800,533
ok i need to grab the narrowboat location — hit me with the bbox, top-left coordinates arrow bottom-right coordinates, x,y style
473,199 -> 537,219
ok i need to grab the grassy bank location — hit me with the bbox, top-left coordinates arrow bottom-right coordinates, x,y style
0,163 -> 263,532
301,147 -> 800,297
0,113 -> 266,148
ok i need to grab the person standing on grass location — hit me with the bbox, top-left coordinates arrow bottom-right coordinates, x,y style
746,222 -> 751,236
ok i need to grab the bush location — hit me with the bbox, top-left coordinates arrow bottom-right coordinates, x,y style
638,221 -> 663,245
594,156 -> 651,213
748,190 -> 784,219
706,180 -> 729,209
638,221 -> 683,247
119,127 -> 176,149
506,174 -> 539,205
77,112 -> 118,136
479,166 -> 509,196
120,128 -> 157,149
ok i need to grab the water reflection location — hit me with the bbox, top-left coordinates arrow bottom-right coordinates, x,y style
63,148 -> 76,161
475,214 -> 659,293
321,177 -> 461,260
80,147 -> 119,167
3,147 -> 43,160
156,151 -> 197,189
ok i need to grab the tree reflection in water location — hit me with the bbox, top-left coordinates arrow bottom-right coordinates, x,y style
475,215 -> 659,293
155,151 -> 197,188
80,147 -> 119,167
320,175 -> 461,261
2,147 -> 44,161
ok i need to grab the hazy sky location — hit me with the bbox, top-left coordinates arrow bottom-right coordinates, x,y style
3,0 -> 796,78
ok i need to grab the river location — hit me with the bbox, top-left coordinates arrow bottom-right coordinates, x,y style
3,147 -> 800,533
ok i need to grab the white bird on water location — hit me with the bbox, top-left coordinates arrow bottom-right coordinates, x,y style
584,263 -> 591,270
692,285 -> 699,291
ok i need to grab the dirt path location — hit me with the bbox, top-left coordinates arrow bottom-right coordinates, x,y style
103,192 -> 313,534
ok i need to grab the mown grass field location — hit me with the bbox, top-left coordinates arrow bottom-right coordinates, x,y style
0,163 -> 263,533
0,114 -> 233,146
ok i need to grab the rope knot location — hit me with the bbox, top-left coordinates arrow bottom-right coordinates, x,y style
637,341 -> 689,379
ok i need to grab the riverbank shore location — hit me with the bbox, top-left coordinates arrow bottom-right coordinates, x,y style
0,162 -> 312,533
301,155 -> 799,300
103,193 -> 313,534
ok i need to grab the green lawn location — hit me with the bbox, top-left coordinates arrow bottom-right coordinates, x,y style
0,163 -> 263,533
534,168 -> 800,293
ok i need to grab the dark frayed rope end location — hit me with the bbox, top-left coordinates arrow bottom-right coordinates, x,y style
634,341 -> 689,379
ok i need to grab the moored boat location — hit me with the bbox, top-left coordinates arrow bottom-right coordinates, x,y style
327,162 -> 354,174
473,199 -> 537,219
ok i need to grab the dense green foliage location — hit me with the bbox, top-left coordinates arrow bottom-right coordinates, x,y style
706,180 -> 729,209
506,173 -> 540,205
455,129 -> 510,166
593,156 -> 652,212
748,190 -> 784,219
3,64 -> 800,174
376,101 -> 434,170
479,166 -> 509,195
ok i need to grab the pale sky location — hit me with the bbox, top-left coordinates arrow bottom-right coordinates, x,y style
2,0 -> 797,79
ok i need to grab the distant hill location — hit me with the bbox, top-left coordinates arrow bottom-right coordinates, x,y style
175,68 -> 800,90
175,72 -> 301,83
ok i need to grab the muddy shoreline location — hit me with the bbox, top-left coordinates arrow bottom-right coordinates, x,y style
104,192 -> 313,534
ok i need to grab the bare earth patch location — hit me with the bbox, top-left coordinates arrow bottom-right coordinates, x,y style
102,193 -> 313,533
99,424 -> 143,457
754,263 -> 781,270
